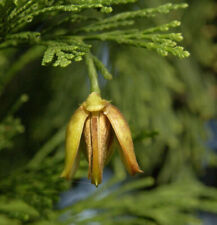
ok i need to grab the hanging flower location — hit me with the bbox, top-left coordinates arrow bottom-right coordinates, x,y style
61,92 -> 143,186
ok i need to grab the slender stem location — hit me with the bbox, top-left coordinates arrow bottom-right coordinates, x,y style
85,52 -> 101,94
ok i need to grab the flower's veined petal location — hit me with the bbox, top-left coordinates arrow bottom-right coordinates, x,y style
90,113 -> 102,186
84,112 -> 111,187
61,106 -> 89,180
83,117 -> 92,180
99,113 -> 113,168
68,151 -> 81,179
104,129 -> 114,165
103,104 -> 143,175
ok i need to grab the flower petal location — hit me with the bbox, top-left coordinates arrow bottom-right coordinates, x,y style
84,112 -> 112,186
103,104 -> 143,175
67,151 -> 81,179
90,113 -> 102,186
83,117 -> 92,180
61,106 -> 89,180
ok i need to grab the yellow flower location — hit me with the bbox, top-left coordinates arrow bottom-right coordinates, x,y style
61,92 -> 143,186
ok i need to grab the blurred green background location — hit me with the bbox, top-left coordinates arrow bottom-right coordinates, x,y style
0,0 -> 217,225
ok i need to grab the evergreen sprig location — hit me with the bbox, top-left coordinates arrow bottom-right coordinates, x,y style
81,20 -> 189,58
42,40 -> 90,67
0,1 -> 189,68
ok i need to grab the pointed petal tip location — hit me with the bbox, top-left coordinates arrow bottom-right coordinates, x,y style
60,169 -> 73,180
127,162 -> 143,176
138,169 -> 144,173
131,168 -> 144,176
91,177 -> 101,187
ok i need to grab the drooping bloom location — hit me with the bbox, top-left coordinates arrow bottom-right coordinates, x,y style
61,92 -> 143,186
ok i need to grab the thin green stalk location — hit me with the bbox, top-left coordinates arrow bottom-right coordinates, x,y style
85,53 -> 101,94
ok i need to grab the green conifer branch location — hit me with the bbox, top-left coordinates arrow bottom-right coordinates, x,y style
0,1 -> 190,69
96,3 -> 188,22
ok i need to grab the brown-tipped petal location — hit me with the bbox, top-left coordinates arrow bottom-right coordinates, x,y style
61,106 -> 89,180
98,113 -> 113,167
103,104 -> 143,175
91,113 -> 103,186
84,112 -> 111,187
104,131 -> 114,165
83,117 -> 92,180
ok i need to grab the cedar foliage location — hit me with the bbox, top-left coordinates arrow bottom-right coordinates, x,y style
0,0 -> 217,225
